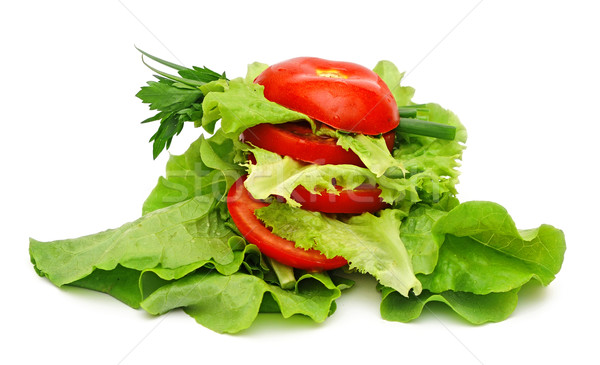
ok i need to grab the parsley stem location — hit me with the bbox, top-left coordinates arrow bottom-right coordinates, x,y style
135,46 -> 187,71
141,56 -> 207,87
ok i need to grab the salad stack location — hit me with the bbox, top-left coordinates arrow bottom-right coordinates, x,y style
29,51 -> 566,333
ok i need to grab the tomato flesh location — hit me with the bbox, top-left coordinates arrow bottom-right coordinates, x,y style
241,122 -> 395,166
254,57 -> 399,135
291,184 -> 389,214
227,176 -> 347,271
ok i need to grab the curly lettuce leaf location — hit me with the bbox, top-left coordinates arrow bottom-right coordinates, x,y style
245,62 -> 269,83
143,131 -> 245,214
141,269 -> 349,334
201,77 -> 313,136
244,146 -> 418,208
335,132 -> 405,177
394,103 -> 467,203
373,60 -> 415,107
400,204 -> 448,275
256,203 -> 422,297
374,61 -> 466,205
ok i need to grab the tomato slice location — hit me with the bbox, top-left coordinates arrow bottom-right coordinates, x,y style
227,176 -> 347,271
241,122 -> 395,166
291,184 -> 389,214
254,57 -> 399,135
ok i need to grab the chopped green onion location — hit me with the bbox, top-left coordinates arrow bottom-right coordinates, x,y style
398,108 -> 418,118
397,118 -> 456,140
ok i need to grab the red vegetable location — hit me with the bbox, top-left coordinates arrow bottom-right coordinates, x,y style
227,176 -> 347,271
291,184 -> 389,214
241,121 -> 395,166
231,57 -> 400,270
254,57 -> 399,135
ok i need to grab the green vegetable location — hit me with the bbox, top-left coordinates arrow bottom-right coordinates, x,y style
30,197 -> 234,288
378,200 -> 565,323
200,77 -> 314,136
393,103 -> 467,204
335,132 -> 406,177
372,60 -> 415,106
380,287 -> 520,324
398,118 -> 457,140
256,203 -> 422,297
422,201 -> 566,294
135,49 -> 226,159
243,145 -> 417,208
141,270 -> 349,334
28,55 -> 566,333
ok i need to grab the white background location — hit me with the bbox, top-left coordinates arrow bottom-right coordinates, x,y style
2,0 -> 598,363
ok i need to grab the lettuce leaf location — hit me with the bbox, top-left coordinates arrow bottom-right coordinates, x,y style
30,58 -> 566,332
373,60 -> 467,205
30,197 -> 234,287
421,201 -> 566,294
244,145 -> 418,208
379,200 -> 566,323
143,131 -> 245,214
394,103 -> 467,203
256,202 -> 422,297
400,204 -> 448,275
68,239 -> 262,308
201,77 -> 313,136
379,287 -> 520,324
30,196 -> 253,307
335,132 -> 405,177
141,269 -> 350,334
373,60 -> 415,107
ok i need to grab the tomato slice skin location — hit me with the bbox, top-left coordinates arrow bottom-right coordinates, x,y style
254,57 -> 399,135
291,185 -> 389,214
241,122 -> 395,166
227,176 -> 347,271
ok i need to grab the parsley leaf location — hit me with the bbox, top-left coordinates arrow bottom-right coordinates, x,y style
136,49 -> 227,159
136,79 -> 203,113
179,66 -> 226,83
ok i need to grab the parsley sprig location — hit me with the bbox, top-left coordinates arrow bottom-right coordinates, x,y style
136,47 -> 227,159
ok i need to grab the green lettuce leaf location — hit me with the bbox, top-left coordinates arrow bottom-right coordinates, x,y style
245,62 -> 269,83
256,203 -> 422,297
141,269 -> 349,334
400,204 -> 448,275
420,201 -> 566,294
244,146 -> 418,208
394,103 -> 467,204
201,77 -> 313,136
373,61 -> 467,205
69,264 -> 145,308
378,200 -> 565,323
373,60 -> 415,107
335,132 -> 405,177
30,196 -> 236,288
379,287 -> 520,324
68,238 -> 262,308
30,194 -> 276,311
142,131 -> 245,215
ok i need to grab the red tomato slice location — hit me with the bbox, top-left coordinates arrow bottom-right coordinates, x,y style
291,184 -> 389,214
227,176 -> 347,271
241,122 -> 395,166
254,57 -> 399,135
